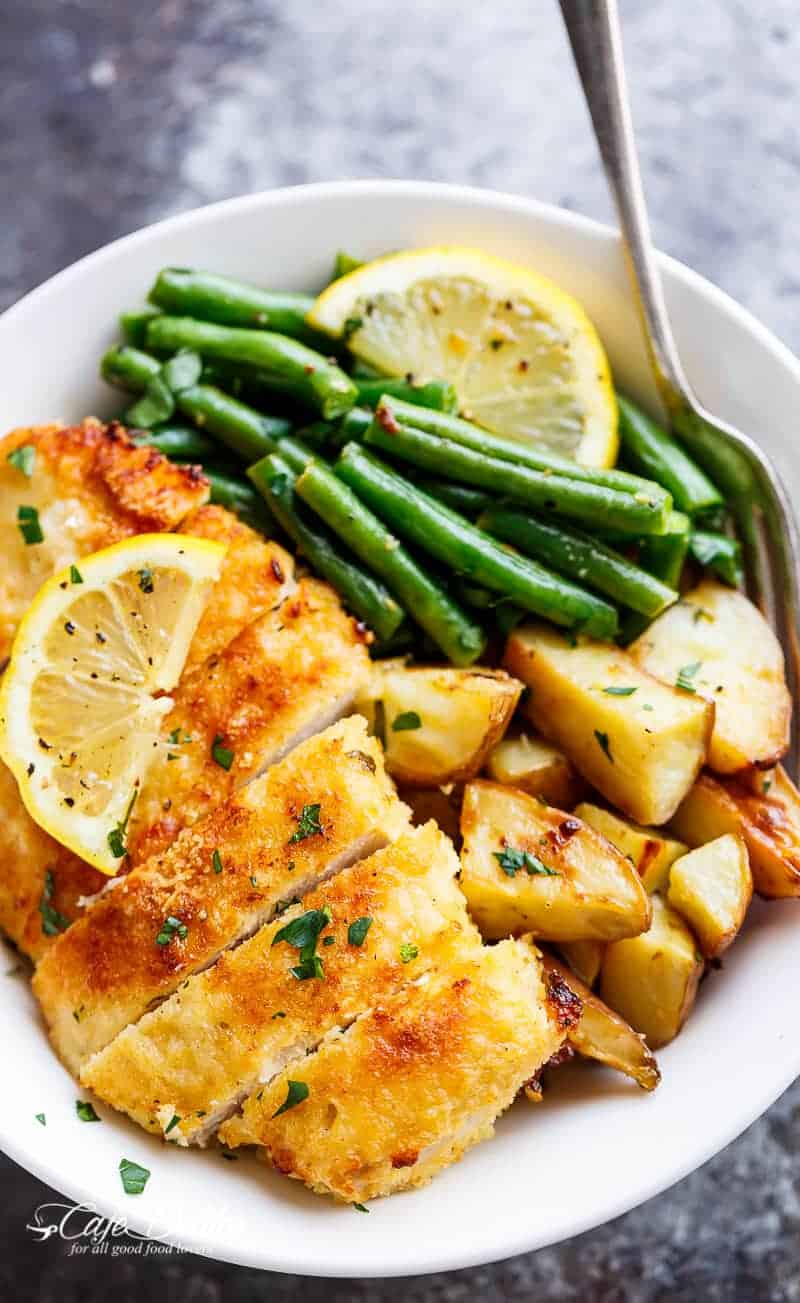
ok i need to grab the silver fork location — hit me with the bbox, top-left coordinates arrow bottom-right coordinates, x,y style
559,0 -> 800,776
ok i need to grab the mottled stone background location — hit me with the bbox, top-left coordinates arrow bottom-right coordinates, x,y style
2,0 -> 799,1298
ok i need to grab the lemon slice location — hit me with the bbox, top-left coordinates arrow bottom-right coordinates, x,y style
309,246 -> 617,467
0,534 -> 226,874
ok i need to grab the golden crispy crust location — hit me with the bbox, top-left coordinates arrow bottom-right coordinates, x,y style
220,939 -> 564,1202
32,718 -> 408,1074
128,578 -> 370,864
0,762 -> 106,961
0,420 -> 208,661
81,822 -> 478,1143
178,505 -> 295,671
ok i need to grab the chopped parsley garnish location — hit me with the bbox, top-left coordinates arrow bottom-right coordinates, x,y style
272,906 -> 331,980
164,1114 -> 181,1135
642,703 -> 654,711
137,567 -> 154,594
347,916 -> 373,947
323,935 -> 335,946
353,1202 -> 370,1213
212,849 -> 223,874
271,1079 -> 309,1118
35,1113 -> 46,1126
39,870 -> 71,937
7,444 -> 36,477
69,565 -> 83,584
392,710 -> 422,732
271,1011 -> 286,1020
211,733 -> 234,770
119,1158 -> 150,1195
342,316 -> 363,341
155,915 -> 189,947
603,686 -> 636,697
494,847 -> 558,878
288,802 -> 323,844
76,1100 -> 101,1123
676,661 -> 702,693
17,505 -> 43,545
399,942 -> 419,964
594,730 -> 613,762
108,789 -> 137,859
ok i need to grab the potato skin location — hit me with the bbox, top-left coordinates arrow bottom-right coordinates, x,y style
667,834 -> 752,958
539,951 -> 661,1091
630,579 -> 791,775
459,780 -> 651,943
671,767 -> 800,899
600,895 -> 703,1049
504,623 -> 714,826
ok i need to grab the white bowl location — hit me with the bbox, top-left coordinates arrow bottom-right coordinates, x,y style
2,181 -> 799,1279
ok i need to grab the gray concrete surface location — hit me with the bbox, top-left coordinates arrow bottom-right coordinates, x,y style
2,0 -> 799,1297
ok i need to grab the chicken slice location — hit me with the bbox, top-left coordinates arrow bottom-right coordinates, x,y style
0,420 -> 208,663
81,821 -> 478,1144
219,938 -> 569,1203
178,504 -> 295,671
33,717 -> 408,1074
128,577 -> 370,864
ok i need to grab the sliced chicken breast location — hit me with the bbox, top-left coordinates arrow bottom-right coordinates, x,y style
128,577 -> 370,864
219,939 -> 567,1203
82,822 -> 478,1143
0,420 -> 208,663
178,504 -> 295,671
33,717 -> 408,1074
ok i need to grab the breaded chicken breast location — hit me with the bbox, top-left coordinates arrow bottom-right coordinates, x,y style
82,822 -> 479,1144
219,939 -> 566,1202
128,578 -> 370,864
178,504 -> 295,671
0,761 -> 107,962
0,420 -> 208,662
33,717 -> 409,1073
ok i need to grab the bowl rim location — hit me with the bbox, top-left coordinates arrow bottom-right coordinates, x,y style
2,178 -> 800,1278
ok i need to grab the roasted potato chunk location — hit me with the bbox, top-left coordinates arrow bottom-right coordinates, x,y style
539,952 -> 660,1090
486,729 -> 585,808
399,784 -> 464,846
556,939 -> 605,987
376,666 -> 521,786
575,802 -> 688,894
504,623 -> 713,825
459,780 -> 651,942
600,895 -> 703,1048
630,580 -> 791,775
667,834 -> 752,958
671,767 -> 800,899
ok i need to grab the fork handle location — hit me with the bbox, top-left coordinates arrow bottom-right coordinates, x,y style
558,0 -> 691,417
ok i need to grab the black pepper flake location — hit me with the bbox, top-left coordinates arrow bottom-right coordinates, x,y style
64,621 -> 76,636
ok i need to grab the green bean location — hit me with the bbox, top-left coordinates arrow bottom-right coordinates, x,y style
146,317 -> 357,420
149,268 -> 330,346
102,345 -> 291,461
204,468 -> 274,530
175,386 -> 289,461
364,417 -> 671,536
336,445 -> 619,639
296,459 -> 486,665
689,530 -> 744,587
496,603 -> 525,636
351,359 -> 384,380
133,424 -> 217,461
292,420 -> 335,449
355,378 -> 458,413
120,308 -> 161,348
617,394 -> 723,515
102,344 -> 161,392
336,407 -> 373,443
275,435 -> 317,475
418,479 -> 495,518
332,251 -> 364,280
378,395 -> 669,500
619,527 -> 690,644
478,505 -> 677,619
248,454 -> 405,642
